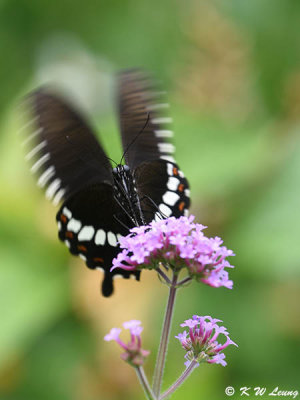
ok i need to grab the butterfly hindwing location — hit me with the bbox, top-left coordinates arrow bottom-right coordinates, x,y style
134,160 -> 190,223
56,184 -> 140,296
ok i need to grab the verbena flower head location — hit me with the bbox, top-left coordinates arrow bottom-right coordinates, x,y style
112,215 -> 235,289
175,315 -> 237,367
104,320 -> 150,367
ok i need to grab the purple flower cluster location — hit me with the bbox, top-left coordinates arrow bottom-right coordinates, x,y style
176,315 -> 237,367
104,320 -> 150,367
112,215 -> 235,289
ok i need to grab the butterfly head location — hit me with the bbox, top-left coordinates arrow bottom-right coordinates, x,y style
112,164 -> 130,176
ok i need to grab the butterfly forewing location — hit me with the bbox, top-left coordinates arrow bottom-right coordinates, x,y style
118,70 -> 190,221
23,89 -> 113,204
118,70 -> 175,170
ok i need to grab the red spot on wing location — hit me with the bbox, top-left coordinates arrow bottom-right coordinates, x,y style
65,231 -> 74,239
60,214 -> 67,223
178,201 -> 185,212
77,245 -> 87,252
93,257 -> 104,263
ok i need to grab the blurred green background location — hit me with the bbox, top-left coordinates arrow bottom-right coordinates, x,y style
0,0 -> 300,399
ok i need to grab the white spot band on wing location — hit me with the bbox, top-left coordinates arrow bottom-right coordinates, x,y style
159,203 -> 172,217
158,143 -> 175,154
147,103 -> 169,111
151,117 -> 173,125
154,130 -> 173,138
167,163 -> 174,176
30,153 -> 50,173
52,188 -> 66,206
25,140 -> 47,161
154,212 -> 162,222
67,218 -> 82,233
116,233 -> 123,243
37,166 -> 55,188
160,155 -> 175,163
184,189 -> 190,197
107,231 -> 117,247
163,191 -> 180,206
78,226 -> 95,241
95,229 -> 106,245
167,177 -> 180,191
22,127 -> 43,147
45,178 -> 61,200
62,207 -> 72,219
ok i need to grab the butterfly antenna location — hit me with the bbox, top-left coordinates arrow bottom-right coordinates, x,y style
105,156 -> 118,167
120,113 -> 150,165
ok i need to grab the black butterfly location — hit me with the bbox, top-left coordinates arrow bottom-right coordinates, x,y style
22,70 -> 190,296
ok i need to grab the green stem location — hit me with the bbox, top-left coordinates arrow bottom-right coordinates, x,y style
135,366 -> 157,400
177,276 -> 192,286
157,267 -> 171,285
159,360 -> 198,399
152,272 -> 178,397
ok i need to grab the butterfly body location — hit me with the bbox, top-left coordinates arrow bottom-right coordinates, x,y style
112,164 -> 145,227
22,70 -> 190,296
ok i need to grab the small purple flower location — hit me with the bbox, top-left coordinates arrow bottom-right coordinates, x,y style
112,215 -> 235,289
104,328 -> 122,342
104,320 -> 150,367
176,315 -> 237,367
